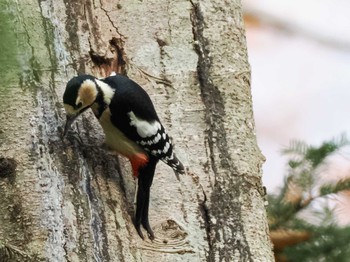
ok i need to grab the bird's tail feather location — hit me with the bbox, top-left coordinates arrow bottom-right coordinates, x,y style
162,153 -> 185,176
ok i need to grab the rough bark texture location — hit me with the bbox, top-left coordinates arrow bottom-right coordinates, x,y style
0,0 -> 273,261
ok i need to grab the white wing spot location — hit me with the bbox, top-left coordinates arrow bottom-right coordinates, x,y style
163,142 -> 170,153
128,111 -> 161,138
162,133 -> 166,140
167,153 -> 174,161
153,133 -> 161,143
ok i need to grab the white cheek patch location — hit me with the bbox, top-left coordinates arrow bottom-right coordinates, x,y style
75,97 -> 81,106
128,111 -> 161,138
95,79 -> 115,104
79,79 -> 98,106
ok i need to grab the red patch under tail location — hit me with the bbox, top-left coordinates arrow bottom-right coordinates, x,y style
129,153 -> 149,177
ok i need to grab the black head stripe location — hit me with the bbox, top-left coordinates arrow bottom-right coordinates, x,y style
63,74 -> 96,107
63,81 -> 79,107
94,85 -> 108,118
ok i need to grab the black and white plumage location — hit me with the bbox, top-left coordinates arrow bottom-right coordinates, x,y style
62,73 -> 184,240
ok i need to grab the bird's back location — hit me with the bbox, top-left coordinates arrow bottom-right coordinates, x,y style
101,74 -> 184,175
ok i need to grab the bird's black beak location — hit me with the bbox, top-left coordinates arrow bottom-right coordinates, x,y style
63,114 -> 78,137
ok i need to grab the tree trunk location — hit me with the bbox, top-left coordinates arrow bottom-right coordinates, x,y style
0,0 -> 273,261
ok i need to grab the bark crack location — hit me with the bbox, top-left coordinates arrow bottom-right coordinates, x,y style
165,0 -> 173,42
190,1 -> 254,261
197,177 -> 213,256
98,0 -> 126,40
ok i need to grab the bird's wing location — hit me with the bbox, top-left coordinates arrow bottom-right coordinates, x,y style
103,75 -> 185,174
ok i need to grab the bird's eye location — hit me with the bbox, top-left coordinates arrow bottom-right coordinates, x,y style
76,102 -> 83,109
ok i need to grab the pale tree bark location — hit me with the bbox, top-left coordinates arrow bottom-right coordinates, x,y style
0,0 -> 273,261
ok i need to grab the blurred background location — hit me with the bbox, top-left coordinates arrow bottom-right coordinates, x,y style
243,1 -> 350,260
243,0 -> 350,197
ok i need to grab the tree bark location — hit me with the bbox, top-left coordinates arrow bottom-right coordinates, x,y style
0,0 -> 273,261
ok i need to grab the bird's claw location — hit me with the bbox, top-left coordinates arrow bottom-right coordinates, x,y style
135,220 -> 155,240
135,222 -> 145,240
142,220 -> 155,240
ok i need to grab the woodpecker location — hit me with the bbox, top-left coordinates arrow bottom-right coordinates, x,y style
62,73 -> 184,240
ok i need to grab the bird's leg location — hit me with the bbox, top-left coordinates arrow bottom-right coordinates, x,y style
140,190 -> 154,240
134,158 -> 157,240
135,186 -> 146,239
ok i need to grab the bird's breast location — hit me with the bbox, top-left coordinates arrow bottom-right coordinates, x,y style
98,108 -> 144,158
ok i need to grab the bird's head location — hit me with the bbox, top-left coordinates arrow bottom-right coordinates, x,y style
62,75 -> 98,136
